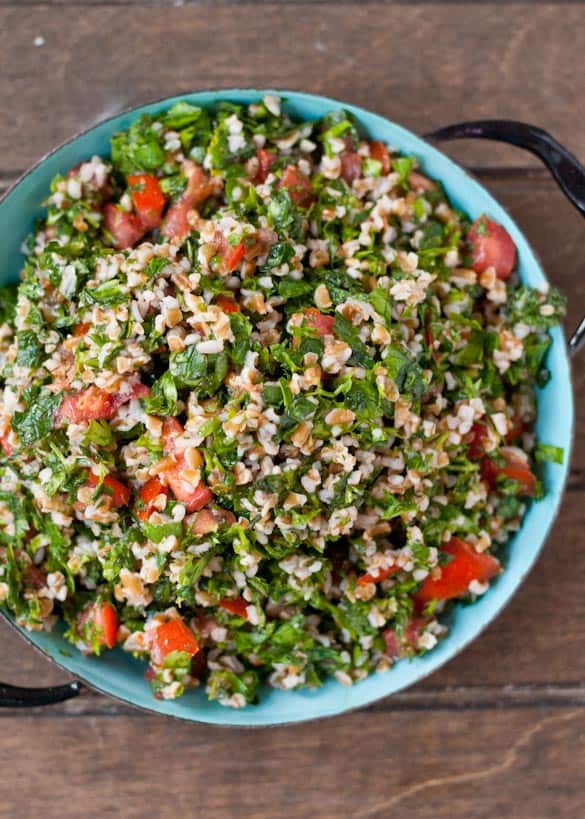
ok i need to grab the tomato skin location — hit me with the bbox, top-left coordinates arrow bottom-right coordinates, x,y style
340,151 -> 362,184
304,307 -> 335,337
149,618 -> 200,665
280,165 -> 315,207
219,597 -> 249,618
137,476 -> 169,521
414,537 -> 500,604
481,449 -> 536,497
79,601 -> 119,650
127,174 -> 166,230
254,148 -> 276,184
103,203 -> 144,249
369,140 -> 391,174
383,616 -> 430,658
215,294 -> 240,313
469,216 -> 517,280
357,565 -> 400,586
161,162 -> 214,240
88,471 -> 130,507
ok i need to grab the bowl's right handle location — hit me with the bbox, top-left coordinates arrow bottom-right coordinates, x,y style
0,680 -> 81,708
426,120 -> 585,356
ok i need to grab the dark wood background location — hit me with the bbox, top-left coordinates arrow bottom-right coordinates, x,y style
1,3 -> 584,817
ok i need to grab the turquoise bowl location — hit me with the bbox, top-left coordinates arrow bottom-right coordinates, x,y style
0,90 -> 573,725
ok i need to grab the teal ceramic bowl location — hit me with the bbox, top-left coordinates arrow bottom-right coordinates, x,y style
0,90 -> 575,725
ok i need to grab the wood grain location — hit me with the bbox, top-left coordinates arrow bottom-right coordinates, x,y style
0,706 -> 584,819
0,4 -> 583,175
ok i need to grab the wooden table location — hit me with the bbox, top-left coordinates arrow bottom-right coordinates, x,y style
0,3 -> 583,817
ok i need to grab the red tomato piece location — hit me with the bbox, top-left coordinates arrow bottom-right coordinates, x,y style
481,449 -> 536,497
222,241 -> 245,272
73,322 -> 92,338
357,565 -> 400,587
137,476 -> 169,521
280,165 -> 315,207
383,616 -> 430,658
219,597 -> 249,618
0,434 -> 12,456
506,416 -> 525,444
467,421 -> 490,460
26,565 -> 47,590
103,203 -> 145,249
165,474 -> 213,513
161,162 -> 215,240
58,386 -> 117,424
79,601 -> 119,650
150,618 -> 200,665
127,174 -> 166,230
254,148 -> 277,184
304,307 -> 335,337
414,537 -> 500,604
369,140 -> 391,174
88,471 -> 130,507
215,294 -> 241,313
468,216 -> 517,280
340,151 -> 362,184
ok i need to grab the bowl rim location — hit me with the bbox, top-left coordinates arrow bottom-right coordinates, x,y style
0,87 -> 575,725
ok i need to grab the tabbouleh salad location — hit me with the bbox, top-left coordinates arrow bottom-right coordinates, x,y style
0,95 -> 566,707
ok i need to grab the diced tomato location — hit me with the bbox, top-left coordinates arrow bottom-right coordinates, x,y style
467,421 -> 490,460
481,448 -> 537,497
468,216 -> 517,280
408,171 -> 437,192
191,507 -> 236,536
161,162 -> 215,240
79,601 -> 119,650
137,476 -> 169,521
219,597 -> 249,618
73,322 -> 91,337
26,565 -> 47,590
357,565 -> 400,586
88,471 -> 130,507
304,307 -> 335,337
369,140 -> 391,174
215,294 -> 240,313
58,380 -> 148,425
253,148 -> 277,184
149,618 -> 200,665
127,174 -> 166,230
506,416 -> 525,444
340,150 -> 362,184
414,537 -> 500,605
165,475 -> 213,513
383,616 -> 430,658
280,164 -> 315,207
0,434 -> 12,456
214,232 -> 246,272
103,203 -> 145,249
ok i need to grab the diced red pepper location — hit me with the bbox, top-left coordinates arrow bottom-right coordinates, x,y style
280,164 -> 315,207
137,476 -> 169,521
304,307 -> 335,337
219,597 -> 249,618
127,173 -> 166,230
88,471 -> 130,507
469,216 -> 517,280
253,148 -> 277,184
357,565 -> 400,586
149,618 -> 200,665
161,162 -> 215,240
369,140 -> 391,174
414,537 -> 500,604
481,449 -> 536,497
79,601 -> 119,650
103,203 -> 145,249
383,616 -> 430,658
215,294 -> 241,313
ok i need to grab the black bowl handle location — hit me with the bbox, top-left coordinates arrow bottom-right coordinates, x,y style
426,120 -> 585,356
0,680 -> 81,708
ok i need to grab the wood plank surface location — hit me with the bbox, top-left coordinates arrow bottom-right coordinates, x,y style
1,3 -> 584,819
0,4 -> 583,174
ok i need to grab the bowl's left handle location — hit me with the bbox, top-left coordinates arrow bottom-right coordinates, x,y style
0,680 -> 81,707
425,119 -> 585,356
